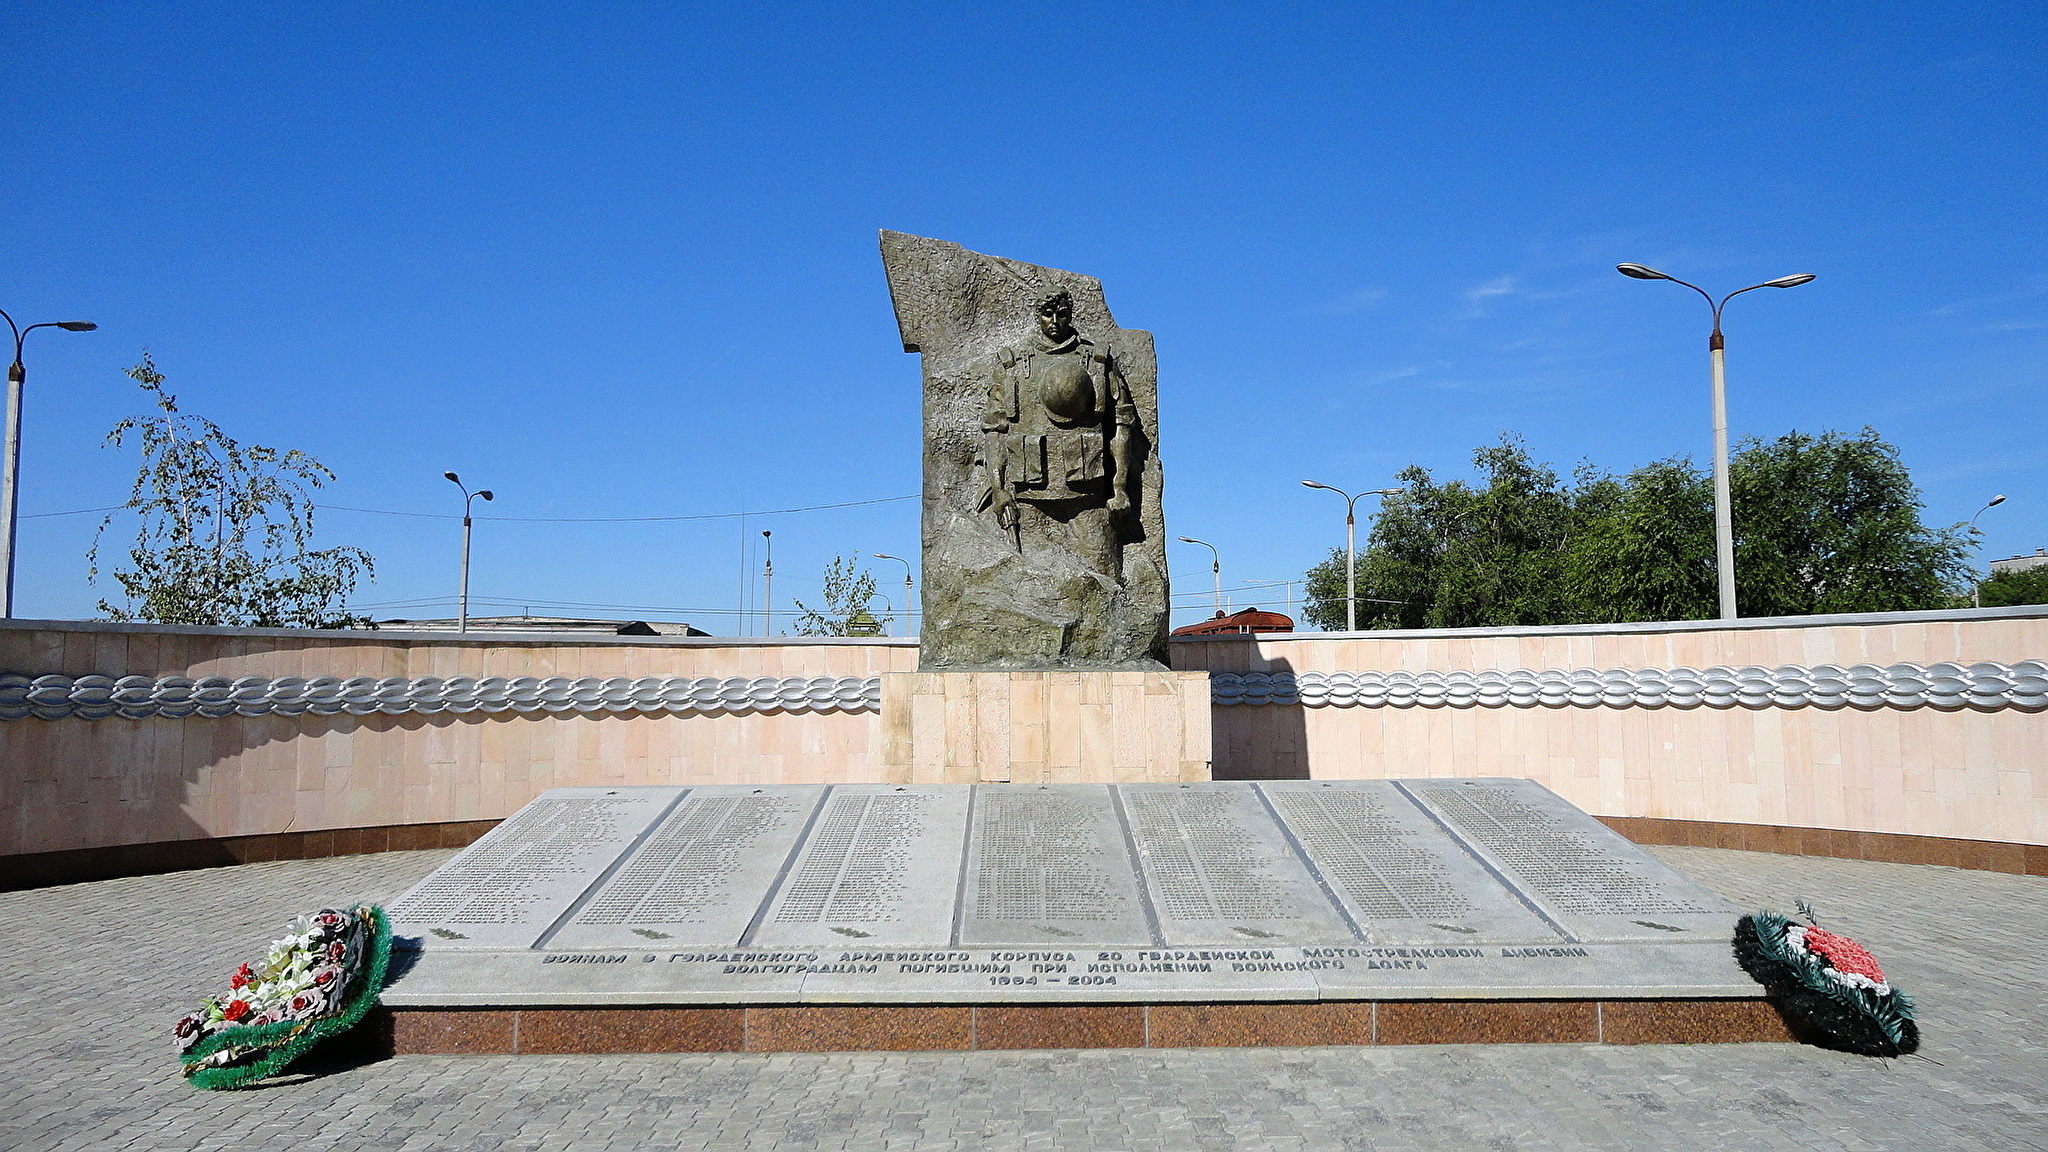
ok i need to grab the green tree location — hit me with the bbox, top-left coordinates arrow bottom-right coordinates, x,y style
1978,565 -> 2048,608
1567,459 -> 1717,623
1303,436 -> 1589,630
1728,429 -> 1970,616
88,354 -> 375,628
792,554 -> 887,636
1303,428 -> 1968,629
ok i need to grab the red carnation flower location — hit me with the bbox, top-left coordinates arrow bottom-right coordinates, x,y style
1803,927 -> 1886,984
222,999 -> 251,1022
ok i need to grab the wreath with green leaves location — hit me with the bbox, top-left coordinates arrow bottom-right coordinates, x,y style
1733,907 -> 1917,1057
173,905 -> 391,1089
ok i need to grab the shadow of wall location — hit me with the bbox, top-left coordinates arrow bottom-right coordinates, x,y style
1170,636 -> 1310,780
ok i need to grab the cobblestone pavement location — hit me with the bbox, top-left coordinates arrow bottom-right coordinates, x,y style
2,846 -> 2043,1152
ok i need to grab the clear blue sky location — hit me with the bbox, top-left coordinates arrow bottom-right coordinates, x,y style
5,2 -> 2043,632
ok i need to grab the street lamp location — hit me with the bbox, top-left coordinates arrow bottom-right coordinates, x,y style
1618,262 -> 1815,620
443,472 -> 493,632
1,309 -> 96,618
873,552 -> 915,633
761,530 -> 773,637
1177,536 -> 1223,617
1302,481 -> 1401,632
1969,494 -> 2008,609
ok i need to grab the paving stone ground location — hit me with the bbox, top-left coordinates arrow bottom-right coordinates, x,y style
2,846 -> 2043,1151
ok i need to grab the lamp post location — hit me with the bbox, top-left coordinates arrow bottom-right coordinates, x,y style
1,309 -> 96,618
1178,536 -> 1223,617
873,552 -> 914,634
443,472 -> 493,632
1301,481 -> 1401,632
1969,494 -> 2008,609
761,530 -> 773,637
1617,262 -> 1815,620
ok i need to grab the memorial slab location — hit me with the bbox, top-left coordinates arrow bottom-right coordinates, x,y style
1259,780 -> 1562,946
1124,783 -> 1353,946
382,779 -> 1761,1008
1397,779 -> 1733,943
751,785 -> 970,949
956,784 -> 1155,947
386,787 -> 683,950
546,786 -> 823,950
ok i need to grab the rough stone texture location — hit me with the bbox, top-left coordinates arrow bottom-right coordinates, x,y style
4,846 -> 2044,1150
880,231 -> 1168,670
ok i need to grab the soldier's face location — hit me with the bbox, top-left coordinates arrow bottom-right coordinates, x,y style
1038,301 -> 1071,340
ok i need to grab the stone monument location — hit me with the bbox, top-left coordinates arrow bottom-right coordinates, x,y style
879,231 -> 1168,671
379,780 -> 1786,1056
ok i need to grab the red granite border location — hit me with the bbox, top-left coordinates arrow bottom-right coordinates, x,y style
373,998 -> 1793,1055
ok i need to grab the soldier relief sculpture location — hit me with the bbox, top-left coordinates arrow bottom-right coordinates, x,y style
881,232 -> 1169,670
980,290 -> 1137,559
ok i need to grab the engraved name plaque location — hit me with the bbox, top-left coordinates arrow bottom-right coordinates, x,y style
1123,783 -> 1351,946
1260,780 -> 1560,945
382,779 -> 1755,1006
387,787 -> 683,950
751,785 -> 971,948
1399,780 -> 1732,942
547,786 -> 824,950
957,784 -> 1154,947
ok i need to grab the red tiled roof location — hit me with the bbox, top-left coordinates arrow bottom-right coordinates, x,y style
1170,608 -> 1296,637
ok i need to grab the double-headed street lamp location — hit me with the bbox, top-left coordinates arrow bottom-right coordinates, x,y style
1617,262 -> 1815,620
1177,536 -> 1223,617
443,472 -> 493,632
1,309 -> 96,618
1301,481 -> 1401,632
872,552 -> 914,633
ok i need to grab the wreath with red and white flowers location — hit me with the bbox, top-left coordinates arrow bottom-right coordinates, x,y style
1734,908 -> 1918,1057
174,905 -> 391,1089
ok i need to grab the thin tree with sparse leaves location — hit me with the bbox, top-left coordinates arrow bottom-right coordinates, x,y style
792,555 -> 888,636
89,353 -> 375,628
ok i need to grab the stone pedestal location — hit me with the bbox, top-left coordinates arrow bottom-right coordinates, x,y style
879,670 -> 1211,784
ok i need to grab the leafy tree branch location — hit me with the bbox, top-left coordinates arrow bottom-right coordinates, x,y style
1303,430 -> 1969,630
792,555 -> 887,636
89,353 -> 375,628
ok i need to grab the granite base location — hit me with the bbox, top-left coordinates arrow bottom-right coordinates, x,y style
372,997 -> 1795,1054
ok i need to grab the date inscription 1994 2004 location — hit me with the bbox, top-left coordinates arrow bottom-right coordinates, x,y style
527,945 -> 1579,987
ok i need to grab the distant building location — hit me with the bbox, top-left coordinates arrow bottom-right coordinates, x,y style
372,615 -> 710,637
1169,607 -> 1295,638
1991,549 -> 2048,576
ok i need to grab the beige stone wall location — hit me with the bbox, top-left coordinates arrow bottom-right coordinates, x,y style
879,670 -> 1211,784
6,609 -> 2045,861
1177,611 -> 2048,846
0,624 -> 917,857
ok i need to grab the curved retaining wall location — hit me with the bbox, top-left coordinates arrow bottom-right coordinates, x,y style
5,607 -> 2044,884
1174,606 -> 2048,870
0,622 -> 918,884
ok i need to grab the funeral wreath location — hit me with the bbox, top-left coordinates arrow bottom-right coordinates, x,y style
174,904 -> 392,1089
1733,907 -> 1918,1057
